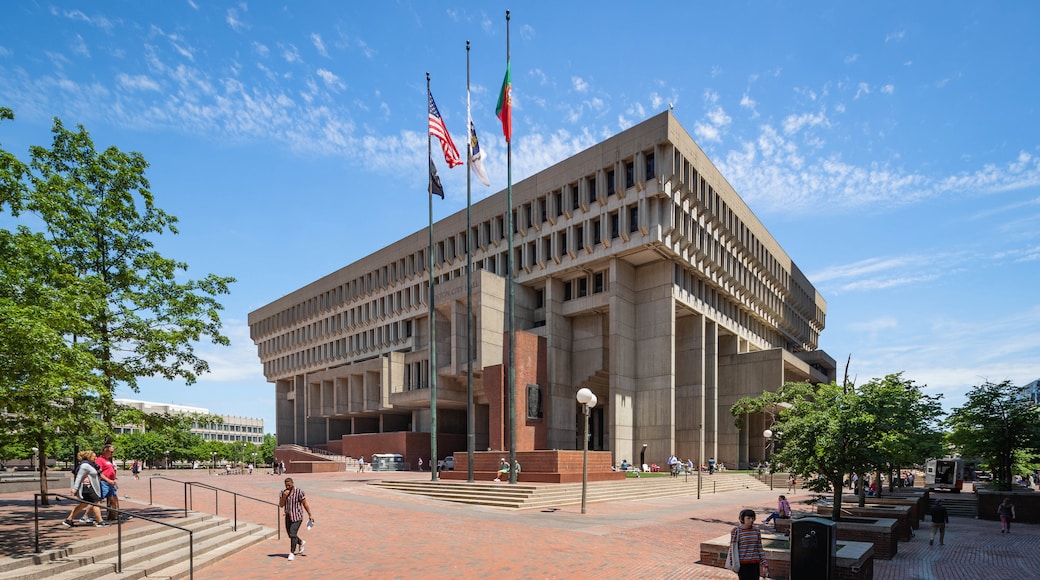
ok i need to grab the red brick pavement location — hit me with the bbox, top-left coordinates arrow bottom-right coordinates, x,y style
4,471 -> 1040,579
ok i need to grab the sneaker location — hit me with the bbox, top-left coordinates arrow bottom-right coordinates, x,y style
94,521 -> 109,527
494,478 -> 500,482
287,553 -> 294,561
297,540 -> 306,554
62,520 -> 75,528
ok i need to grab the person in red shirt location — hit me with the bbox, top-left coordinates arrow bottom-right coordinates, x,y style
95,444 -> 124,521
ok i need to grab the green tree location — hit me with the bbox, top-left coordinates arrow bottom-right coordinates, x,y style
9,114 -> 235,433
855,373 -> 944,501
946,380 -> 1040,491
768,381 -> 878,521
0,218 -> 105,503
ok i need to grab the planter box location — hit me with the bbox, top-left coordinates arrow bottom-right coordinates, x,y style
700,531 -> 874,580
776,516 -> 899,559
817,504 -> 914,540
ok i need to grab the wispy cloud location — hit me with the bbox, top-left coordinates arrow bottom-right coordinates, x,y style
226,7 -> 249,32
311,33 -> 328,57
54,8 -> 116,31
117,73 -> 161,92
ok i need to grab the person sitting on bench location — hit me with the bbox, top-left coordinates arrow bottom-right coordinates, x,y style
494,458 -> 509,482
763,494 -> 792,524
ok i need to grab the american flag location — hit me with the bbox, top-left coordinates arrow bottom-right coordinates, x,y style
428,89 -> 462,168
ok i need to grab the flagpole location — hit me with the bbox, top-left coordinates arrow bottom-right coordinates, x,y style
504,9 -> 517,485
426,72 -> 439,483
465,40 -> 476,483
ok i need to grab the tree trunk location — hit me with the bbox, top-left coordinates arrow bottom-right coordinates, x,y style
831,477 -> 844,522
875,468 -> 883,498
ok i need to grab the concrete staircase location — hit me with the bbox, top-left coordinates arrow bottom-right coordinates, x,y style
929,493 -> 978,518
369,472 -> 771,509
0,513 -> 277,580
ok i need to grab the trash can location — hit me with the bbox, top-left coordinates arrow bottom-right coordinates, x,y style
790,517 -> 836,579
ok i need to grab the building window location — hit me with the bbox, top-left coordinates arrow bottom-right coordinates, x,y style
564,280 -> 573,301
587,177 -> 597,204
610,212 -> 620,239
578,277 -> 588,297
571,185 -> 580,211
645,152 -> 655,180
555,191 -> 564,217
593,272 -> 604,293
629,206 -> 639,233
592,220 -> 601,245
607,170 -> 616,196
625,161 -> 635,188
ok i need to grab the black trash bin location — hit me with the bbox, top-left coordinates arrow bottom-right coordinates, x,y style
790,517 -> 836,579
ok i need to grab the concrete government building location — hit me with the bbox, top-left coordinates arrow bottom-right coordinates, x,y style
249,111 -> 835,470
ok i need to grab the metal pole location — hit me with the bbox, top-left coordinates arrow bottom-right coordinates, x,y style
581,404 -> 590,514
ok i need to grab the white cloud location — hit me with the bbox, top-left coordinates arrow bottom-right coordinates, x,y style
281,44 -> 301,64
694,90 -> 731,143
572,76 -> 588,93
71,34 -> 90,58
226,7 -> 249,32
56,8 -> 115,31
782,111 -> 828,135
886,30 -> 906,43
316,68 -> 344,91
311,33 -> 328,57
844,54 -> 859,65
740,93 -> 758,118
117,73 -> 161,92
854,82 -> 870,99
252,42 -> 269,58
881,84 -> 895,95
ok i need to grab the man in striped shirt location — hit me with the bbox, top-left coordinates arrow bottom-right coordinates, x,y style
279,478 -> 314,560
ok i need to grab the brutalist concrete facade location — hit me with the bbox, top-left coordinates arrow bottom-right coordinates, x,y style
248,111 -> 835,469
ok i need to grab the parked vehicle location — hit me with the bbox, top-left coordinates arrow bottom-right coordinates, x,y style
370,453 -> 407,471
925,458 -> 965,492
437,456 -> 455,471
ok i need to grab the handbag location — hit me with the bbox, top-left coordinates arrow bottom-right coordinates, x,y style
725,528 -> 741,572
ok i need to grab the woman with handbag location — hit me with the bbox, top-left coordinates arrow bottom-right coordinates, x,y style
63,450 -> 108,528
727,508 -> 769,578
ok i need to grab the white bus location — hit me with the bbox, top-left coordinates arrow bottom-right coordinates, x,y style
925,458 -> 965,492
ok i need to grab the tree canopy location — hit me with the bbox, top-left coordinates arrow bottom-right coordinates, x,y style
946,380 -> 1040,491
734,373 -> 944,521
1,110 -> 235,435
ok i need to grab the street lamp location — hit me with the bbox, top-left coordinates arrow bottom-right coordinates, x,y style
763,429 -> 774,490
31,447 -> 38,472
165,450 -> 170,469
576,387 -> 598,515
211,451 -> 216,471
640,443 -> 648,471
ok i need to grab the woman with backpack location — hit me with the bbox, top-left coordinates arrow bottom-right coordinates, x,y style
63,450 -> 108,528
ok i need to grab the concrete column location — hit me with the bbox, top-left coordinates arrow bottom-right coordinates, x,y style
609,259 -> 637,461
544,277 -> 574,449
704,320 -> 719,465
632,261 -> 675,466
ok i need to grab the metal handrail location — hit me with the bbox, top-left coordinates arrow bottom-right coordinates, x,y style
34,492 -> 194,580
149,475 -> 280,539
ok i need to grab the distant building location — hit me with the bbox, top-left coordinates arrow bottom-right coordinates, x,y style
249,111 -> 835,469
115,399 -> 265,445
1026,378 -> 1040,405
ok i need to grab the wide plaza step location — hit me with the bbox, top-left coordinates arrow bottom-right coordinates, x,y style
369,472 -> 770,509
0,512 -> 277,580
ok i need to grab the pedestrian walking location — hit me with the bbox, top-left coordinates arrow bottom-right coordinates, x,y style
63,450 -> 107,528
929,499 -> 949,545
279,477 -> 314,561
999,497 -> 1016,533
95,444 -> 126,521
417,457 -> 424,471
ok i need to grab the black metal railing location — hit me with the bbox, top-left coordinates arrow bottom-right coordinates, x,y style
34,492 -> 194,579
148,475 -> 280,539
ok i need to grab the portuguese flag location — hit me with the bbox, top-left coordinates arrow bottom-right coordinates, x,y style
496,61 -> 512,143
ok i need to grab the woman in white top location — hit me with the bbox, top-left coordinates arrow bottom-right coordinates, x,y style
64,450 -> 107,527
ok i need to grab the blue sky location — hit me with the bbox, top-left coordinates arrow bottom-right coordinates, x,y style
2,2 -> 1038,433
